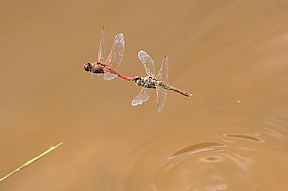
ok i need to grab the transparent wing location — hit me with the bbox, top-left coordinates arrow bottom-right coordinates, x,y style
90,71 -> 100,80
97,26 -> 105,64
105,33 -> 125,69
156,86 -> 167,112
103,33 -> 124,80
90,72 -> 96,79
131,88 -> 151,106
103,72 -> 117,80
138,50 -> 156,77
156,56 -> 169,84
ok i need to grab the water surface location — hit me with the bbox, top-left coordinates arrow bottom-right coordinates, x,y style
1,1 -> 288,190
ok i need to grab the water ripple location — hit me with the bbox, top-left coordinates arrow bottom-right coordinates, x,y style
165,142 -> 226,171
198,155 -> 225,163
223,133 -> 265,143
170,142 -> 225,159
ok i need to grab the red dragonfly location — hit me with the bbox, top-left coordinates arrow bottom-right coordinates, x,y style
131,50 -> 192,112
83,27 -> 135,81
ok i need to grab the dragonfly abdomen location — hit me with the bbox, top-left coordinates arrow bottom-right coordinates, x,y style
168,85 -> 192,97
156,81 -> 191,97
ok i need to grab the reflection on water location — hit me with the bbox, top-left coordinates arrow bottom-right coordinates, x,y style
155,137 -> 257,190
125,119 -> 288,191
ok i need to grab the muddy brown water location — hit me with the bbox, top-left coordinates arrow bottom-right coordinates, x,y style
1,1 -> 288,190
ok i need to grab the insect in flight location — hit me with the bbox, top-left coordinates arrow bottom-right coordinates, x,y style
82,27 -> 135,81
132,50 -> 192,112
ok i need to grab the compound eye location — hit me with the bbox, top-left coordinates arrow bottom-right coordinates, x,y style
83,63 -> 90,71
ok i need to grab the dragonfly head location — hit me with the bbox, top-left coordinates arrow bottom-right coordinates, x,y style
83,62 -> 92,72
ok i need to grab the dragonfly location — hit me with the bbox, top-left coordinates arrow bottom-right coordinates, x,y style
131,50 -> 192,112
83,27 -> 135,81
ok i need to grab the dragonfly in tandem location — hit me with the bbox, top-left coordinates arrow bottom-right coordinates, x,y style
132,50 -> 192,112
82,29 -> 191,112
82,27 -> 135,81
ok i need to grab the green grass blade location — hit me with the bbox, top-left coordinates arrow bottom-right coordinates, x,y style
0,142 -> 63,182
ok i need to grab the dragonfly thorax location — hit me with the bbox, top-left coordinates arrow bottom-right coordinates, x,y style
91,65 -> 105,73
135,76 -> 157,89
83,62 -> 106,73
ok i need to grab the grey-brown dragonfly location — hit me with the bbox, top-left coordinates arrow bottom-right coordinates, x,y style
132,50 -> 192,112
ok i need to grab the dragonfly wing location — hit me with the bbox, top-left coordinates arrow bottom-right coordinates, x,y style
90,72 -> 96,79
105,33 -> 125,70
156,56 -> 169,84
156,86 -> 167,112
97,26 -> 106,63
103,33 -> 124,80
131,88 -> 151,106
103,72 -> 118,80
138,50 -> 156,77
